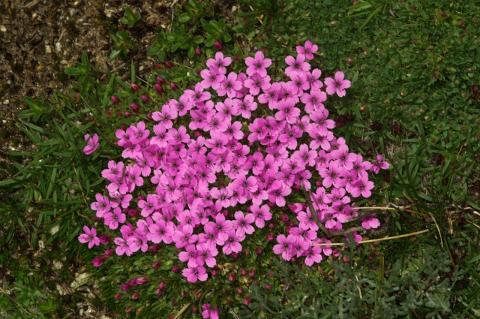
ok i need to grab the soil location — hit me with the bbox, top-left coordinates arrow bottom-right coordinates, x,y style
0,0 -> 172,172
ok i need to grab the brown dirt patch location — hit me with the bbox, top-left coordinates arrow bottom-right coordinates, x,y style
0,0 -> 171,170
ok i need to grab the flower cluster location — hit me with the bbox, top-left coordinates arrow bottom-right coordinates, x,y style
79,40 -> 389,284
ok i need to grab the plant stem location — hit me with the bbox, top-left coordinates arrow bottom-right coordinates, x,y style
302,188 -> 364,237
353,206 -> 397,211
316,229 -> 430,247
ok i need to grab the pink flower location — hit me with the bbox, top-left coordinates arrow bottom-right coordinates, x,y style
247,204 -> 272,228
268,180 -> 291,207
90,193 -> 111,218
361,217 -> 380,230
82,133 -> 99,155
301,90 -> 327,114
325,71 -> 351,97
285,54 -> 310,77
238,95 -> 257,118
114,237 -> 131,256
104,207 -> 126,230
233,211 -> 255,235
371,154 -> 390,173
304,243 -> 323,266
273,234 -> 293,261
221,229 -> 245,255
245,51 -> 272,76
196,242 -> 218,268
296,40 -> 318,60
206,52 -> 232,74
288,73 -> 309,94
200,68 -> 225,90
348,176 -> 374,198
148,220 -> 175,244
78,226 -> 100,249
179,244 -> 199,267
319,162 -> 345,189
244,73 -> 271,96
182,265 -> 208,283
173,224 -> 194,249
306,68 -> 323,90
202,304 -> 219,319
217,72 -> 242,98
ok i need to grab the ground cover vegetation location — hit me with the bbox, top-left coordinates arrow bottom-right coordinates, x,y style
1,0 -> 479,318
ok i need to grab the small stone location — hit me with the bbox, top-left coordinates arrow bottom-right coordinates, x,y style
45,45 -> 52,54
50,224 -> 60,235
0,25 -> 6,32
53,260 -> 63,270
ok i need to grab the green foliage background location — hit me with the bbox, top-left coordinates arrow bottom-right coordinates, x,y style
1,0 -> 480,318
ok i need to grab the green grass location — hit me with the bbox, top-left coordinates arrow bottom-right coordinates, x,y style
1,0 -> 480,318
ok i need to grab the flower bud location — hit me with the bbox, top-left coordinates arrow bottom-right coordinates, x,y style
267,233 -> 274,241
99,235 -> 111,245
91,256 -> 105,268
130,83 -> 140,92
170,82 -> 178,91
152,260 -> 162,270
124,111 -> 131,118
131,292 -> 140,300
164,61 -> 174,69
140,94 -> 150,103
154,83 -> 163,94
214,40 -> 222,50
129,102 -> 140,112
195,47 -> 202,56
127,208 -> 139,218
227,273 -> 236,282
149,245 -> 160,253
172,264 -> 181,273
255,247 -> 263,255
156,76 -> 166,84
114,293 -> 122,300
103,248 -> 114,257
111,95 -> 120,105
156,282 -> 166,295
135,276 -> 149,285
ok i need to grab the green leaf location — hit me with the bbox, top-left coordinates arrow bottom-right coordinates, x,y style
120,7 -> 141,28
178,13 -> 191,23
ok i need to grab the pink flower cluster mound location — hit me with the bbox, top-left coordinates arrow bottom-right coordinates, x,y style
79,40 -> 389,283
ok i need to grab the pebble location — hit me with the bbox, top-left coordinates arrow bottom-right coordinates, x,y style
0,25 -> 6,32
